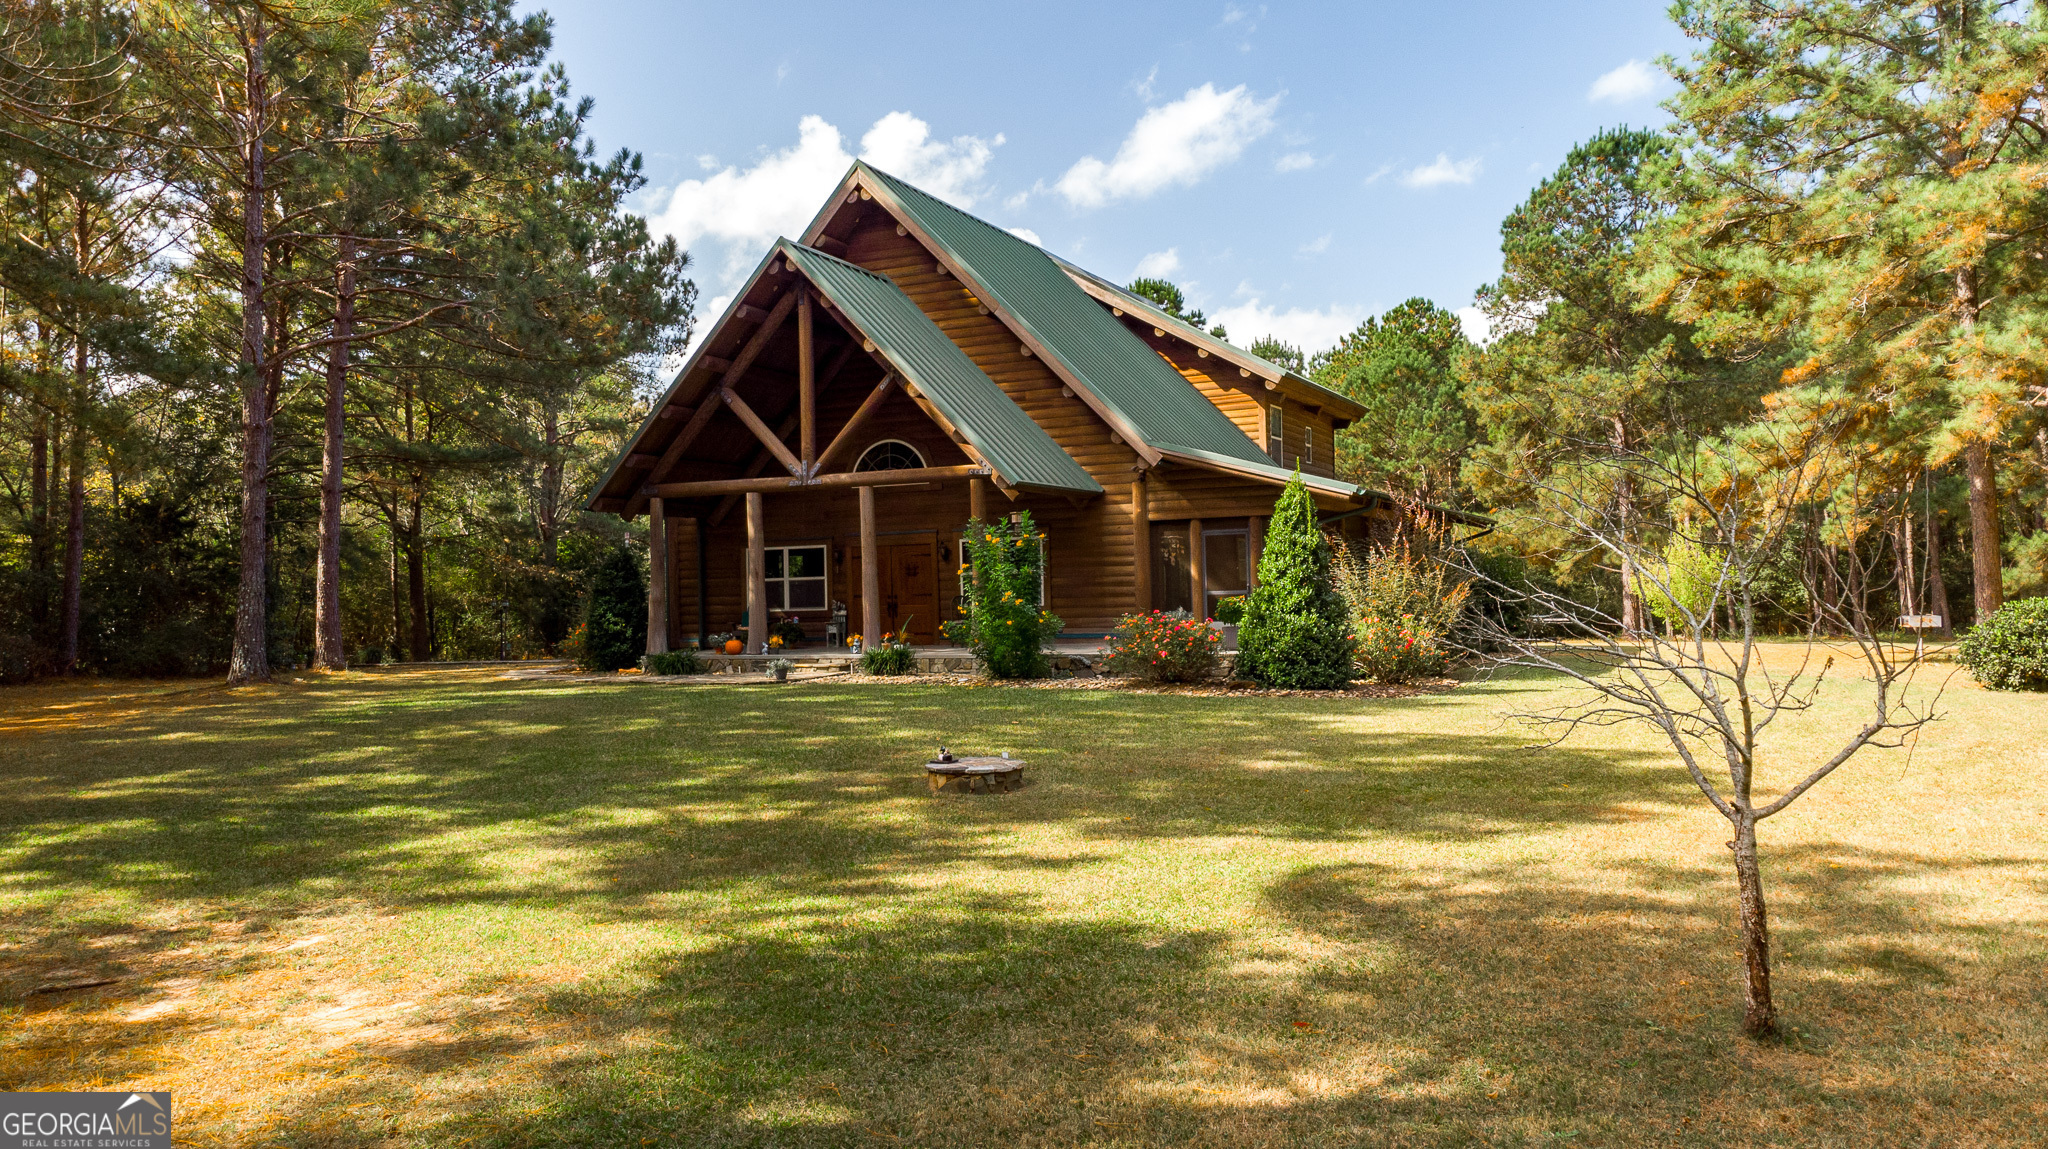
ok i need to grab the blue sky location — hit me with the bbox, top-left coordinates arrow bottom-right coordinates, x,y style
528,1 -> 1690,353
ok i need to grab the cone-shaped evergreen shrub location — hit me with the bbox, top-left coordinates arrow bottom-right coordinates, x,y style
579,545 -> 647,671
1236,473 -> 1354,689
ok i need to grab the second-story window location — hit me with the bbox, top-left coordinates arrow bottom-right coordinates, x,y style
1266,405 -> 1284,464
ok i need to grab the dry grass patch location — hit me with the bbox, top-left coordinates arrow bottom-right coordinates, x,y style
2,664 -> 2044,1146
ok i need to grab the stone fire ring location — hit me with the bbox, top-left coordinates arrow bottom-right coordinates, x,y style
925,756 -> 1025,794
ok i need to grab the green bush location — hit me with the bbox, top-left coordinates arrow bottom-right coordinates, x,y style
1333,537 -> 1468,683
1642,535 -> 1725,629
939,619 -> 973,645
578,545 -> 647,672
1957,597 -> 2048,691
644,648 -> 703,675
1236,474 -> 1354,689
1213,595 -> 1246,624
1103,609 -> 1221,683
960,512 -> 1063,678
857,640 -> 916,675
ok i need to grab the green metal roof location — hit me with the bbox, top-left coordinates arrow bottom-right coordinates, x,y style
1051,257 -> 1365,419
778,241 -> 1101,495
856,163 -> 1338,483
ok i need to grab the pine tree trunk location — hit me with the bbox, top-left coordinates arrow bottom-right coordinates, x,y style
406,480 -> 428,662
1732,812 -> 1777,1037
227,18 -> 273,685
1964,442 -> 2003,622
538,403 -> 562,567
30,401 -> 48,568
314,239 -> 356,670
1895,501 -> 1918,622
388,523 -> 404,659
57,330 -> 86,674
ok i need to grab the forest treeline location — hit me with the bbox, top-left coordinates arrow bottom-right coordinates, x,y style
1221,3 -> 2048,637
0,1 -> 691,681
4,1 -> 2047,682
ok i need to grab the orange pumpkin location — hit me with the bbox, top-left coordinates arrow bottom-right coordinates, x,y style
724,639 -> 743,655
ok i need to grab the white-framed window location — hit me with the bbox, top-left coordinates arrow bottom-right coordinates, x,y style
1266,405 -> 1283,464
759,544 -> 828,610
1303,425 -> 1313,468
855,439 -> 926,472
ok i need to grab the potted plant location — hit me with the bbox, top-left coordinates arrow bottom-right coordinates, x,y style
1212,594 -> 1246,651
707,630 -> 743,655
767,657 -> 794,683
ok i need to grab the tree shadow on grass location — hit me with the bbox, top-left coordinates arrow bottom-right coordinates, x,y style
0,672 -> 1677,922
211,844 -> 2048,1148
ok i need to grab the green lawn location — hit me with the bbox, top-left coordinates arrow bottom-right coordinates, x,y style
3,664 -> 2044,1147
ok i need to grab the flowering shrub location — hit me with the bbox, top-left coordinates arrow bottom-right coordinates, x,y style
1103,609 -> 1220,683
1213,595 -> 1247,624
1332,536 -> 1468,683
959,512 -> 1063,678
939,619 -> 973,646
769,616 -> 806,646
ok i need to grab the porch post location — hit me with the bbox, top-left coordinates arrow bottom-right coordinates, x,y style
1248,515 -> 1264,589
859,485 -> 881,647
746,492 -> 767,654
1131,474 -> 1150,612
646,497 -> 670,655
969,476 -> 988,524
798,287 -> 816,473
1189,519 -> 1204,618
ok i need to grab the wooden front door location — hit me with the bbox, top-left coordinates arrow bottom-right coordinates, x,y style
884,543 -> 936,643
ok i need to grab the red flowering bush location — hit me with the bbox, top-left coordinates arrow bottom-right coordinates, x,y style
1103,609 -> 1221,683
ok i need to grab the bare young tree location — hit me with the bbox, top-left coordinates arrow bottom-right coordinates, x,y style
1458,429 -> 1944,1038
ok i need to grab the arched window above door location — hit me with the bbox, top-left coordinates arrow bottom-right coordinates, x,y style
854,439 -> 925,472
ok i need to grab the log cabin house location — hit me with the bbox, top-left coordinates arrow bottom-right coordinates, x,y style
587,161 -> 1412,655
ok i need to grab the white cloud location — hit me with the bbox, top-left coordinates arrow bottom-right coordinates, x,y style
1298,233 -> 1332,255
1210,297 -> 1366,353
1006,226 -> 1043,246
1589,59 -> 1660,104
1275,151 -> 1315,173
695,154 -> 719,171
1133,248 -> 1182,279
1056,83 -> 1280,209
643,112 -> 1001,282
858,111 -> 1003,205
1133,64 -> 1160,102
1401,153 -> 1482,188
1456,306 -> 1492,345
1363,162 -> 1395,186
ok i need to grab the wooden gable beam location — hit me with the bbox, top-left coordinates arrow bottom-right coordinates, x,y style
722,385 -> 804,477
625,288 -> 800,513
808,293 -> 1004,482
814,372 -> 897,475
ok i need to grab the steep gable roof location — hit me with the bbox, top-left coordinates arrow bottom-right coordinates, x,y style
777,241 -> 1100,494
1052,257 -> 1366,424
837,164 -> 1355,493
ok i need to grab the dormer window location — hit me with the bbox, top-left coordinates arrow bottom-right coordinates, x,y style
855,439 -> 925,472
